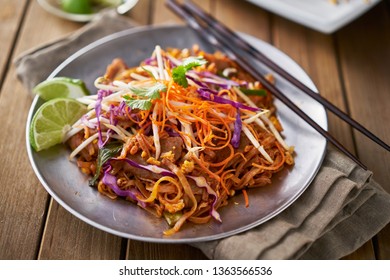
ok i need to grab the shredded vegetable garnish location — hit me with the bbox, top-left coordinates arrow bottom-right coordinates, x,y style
66,45 -> 295,235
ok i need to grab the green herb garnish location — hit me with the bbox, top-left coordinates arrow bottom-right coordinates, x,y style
89,141 -> 123,187
172,56 -> 207,87
124,82 -> 167,111
129,82 -> 166,99
123,97 -> 153,111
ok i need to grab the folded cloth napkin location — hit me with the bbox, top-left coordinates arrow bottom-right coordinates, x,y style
193,148 -> 390,259
15,9 -> 138,92
15,11 -> 390,260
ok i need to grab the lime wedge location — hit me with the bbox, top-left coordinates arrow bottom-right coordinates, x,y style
61,0 -> 93,14
91,0 -> 123,7
32,77 -> 89,101
29,98 -> 87,152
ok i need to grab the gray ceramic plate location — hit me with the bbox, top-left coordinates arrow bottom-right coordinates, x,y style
26,25 -> 327,243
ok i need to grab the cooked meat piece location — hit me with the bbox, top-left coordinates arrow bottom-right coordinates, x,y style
160,137 -> 183,162
104,58 -> 128,81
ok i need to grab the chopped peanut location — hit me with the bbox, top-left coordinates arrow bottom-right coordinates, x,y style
161,150 -> 175,162
181,160 -> 195,174
146,157 -> 161,166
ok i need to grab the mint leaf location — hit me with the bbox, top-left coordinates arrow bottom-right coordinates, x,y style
89,141 -> 123,187
172,56 -> 207,87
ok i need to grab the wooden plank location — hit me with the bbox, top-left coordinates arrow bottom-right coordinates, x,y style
271,16 -> 356,151
127,241 -> 207,260
127,0 -> 152,25
0,0 -> 28,87
38,200 -> 122,259
341,241 -> 375,260
336,2 -> 390,259
337,1 -> 390,191
0,0 -> 124,260
215,0 -> 271,42
375,225 -> 390,259
151,0 -> 210,25
0,1 -> 84,260
14,2 -> 82,57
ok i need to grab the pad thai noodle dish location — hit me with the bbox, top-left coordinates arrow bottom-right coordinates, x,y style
64,45 -> 294,235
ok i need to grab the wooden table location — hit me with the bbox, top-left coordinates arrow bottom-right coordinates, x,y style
0,0 -> 389,260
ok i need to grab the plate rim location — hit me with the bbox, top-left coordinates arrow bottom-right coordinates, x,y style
246,0 -> 381,33
26,24 -> 328,243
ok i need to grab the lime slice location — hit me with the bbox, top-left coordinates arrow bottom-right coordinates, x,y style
91,0 -> 123,7
61,0 -> 93,14
29,98 -> 87,152
32,77 -> 89,101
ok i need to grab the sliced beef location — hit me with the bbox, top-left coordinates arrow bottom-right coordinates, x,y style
160,136 -> 183,162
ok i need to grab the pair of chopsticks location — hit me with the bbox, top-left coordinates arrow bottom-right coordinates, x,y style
166,0 -> 390,170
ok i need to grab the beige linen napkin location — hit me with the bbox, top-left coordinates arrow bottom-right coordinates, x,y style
15,12 -> 390,260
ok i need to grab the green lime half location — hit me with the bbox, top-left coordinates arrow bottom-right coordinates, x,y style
29,98 -> 87,152
61,0 -> 93,14
91,0 -> 123,7
32,77 -> 89,101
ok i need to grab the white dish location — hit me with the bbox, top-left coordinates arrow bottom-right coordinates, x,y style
37,0 -> 139,22
246,0 -> 381,33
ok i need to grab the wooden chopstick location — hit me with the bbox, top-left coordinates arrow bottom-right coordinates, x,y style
166,0 -> 367,170
181,1 -> 390,153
